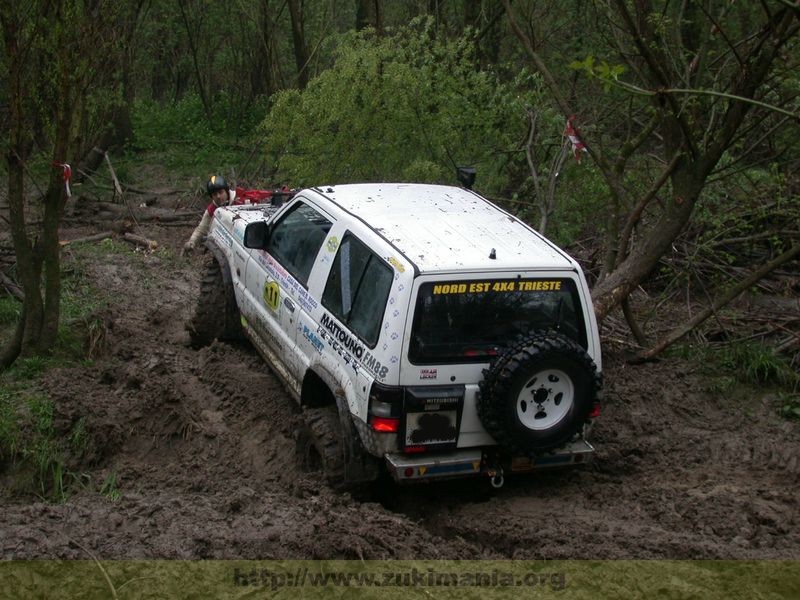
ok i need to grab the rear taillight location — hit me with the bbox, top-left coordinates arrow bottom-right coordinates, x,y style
368,381 -> 403,432
369,416 -> 399,433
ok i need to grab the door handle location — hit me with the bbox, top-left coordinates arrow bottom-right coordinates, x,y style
283,298 -> 295,313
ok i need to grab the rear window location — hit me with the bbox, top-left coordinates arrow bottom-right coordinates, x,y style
409,278 -> 587,364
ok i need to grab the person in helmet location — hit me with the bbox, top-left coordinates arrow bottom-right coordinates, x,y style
182,175 -> 237,254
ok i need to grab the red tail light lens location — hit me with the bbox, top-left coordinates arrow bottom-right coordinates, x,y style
369,416 -> 399,432
368,381 -> 403,433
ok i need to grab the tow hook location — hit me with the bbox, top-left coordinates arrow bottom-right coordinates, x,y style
488,467 -> 505,489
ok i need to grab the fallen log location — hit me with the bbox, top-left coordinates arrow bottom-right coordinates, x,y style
104,152 -> 124,199
60,231 -> 114,246
122,233 -> 158,251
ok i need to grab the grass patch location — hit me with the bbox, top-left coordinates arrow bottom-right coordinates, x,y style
0,251 -> 113,501
669,340 -> 799,420
0,296 -> 21,326
780,395 -> 800,421
719,342 -> 798,387
0,375 -> 104,502
100,469 -> 121,501
0,390 -> 66,500
671,340 -> 797,386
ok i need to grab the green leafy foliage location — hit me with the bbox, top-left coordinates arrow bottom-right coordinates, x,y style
569,55 -> 627,91
262,18 -> 548,196
130,93 -> 267,177
546,163 -> 610,247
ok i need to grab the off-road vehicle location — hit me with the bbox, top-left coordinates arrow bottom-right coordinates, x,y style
189,183 -> 602,488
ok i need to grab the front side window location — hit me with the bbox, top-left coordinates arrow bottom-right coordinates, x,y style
266,202 -> 332,285
322,234 -> 393,347
409,278 -> 587,364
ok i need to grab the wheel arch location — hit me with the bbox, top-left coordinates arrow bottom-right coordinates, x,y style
300,368 -> 338,409
300,366 -> 381,482
203,240 -> 233,287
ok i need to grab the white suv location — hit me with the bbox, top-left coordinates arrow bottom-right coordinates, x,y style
189,183 -> 602,488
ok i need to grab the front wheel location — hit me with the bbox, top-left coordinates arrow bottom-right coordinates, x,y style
188,255 -> 242,348
477,332 -> 600,454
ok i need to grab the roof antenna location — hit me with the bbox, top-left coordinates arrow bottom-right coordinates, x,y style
489,248 -> 496,260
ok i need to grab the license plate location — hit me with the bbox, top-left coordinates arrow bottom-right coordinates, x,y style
405,410 -> 458,445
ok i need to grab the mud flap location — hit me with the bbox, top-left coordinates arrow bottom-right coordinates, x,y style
335,394 -> 380,483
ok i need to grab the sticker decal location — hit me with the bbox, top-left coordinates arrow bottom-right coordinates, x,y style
432,280 -> 563,294
263,281 -> 280,312
420,368 -> 438,380
302,324 -> 325,354
326,236 -> 340,253
319,312 -> 390,380
255,251 -> 319,312
387,256 -> 405,273
212,226 -> 235,249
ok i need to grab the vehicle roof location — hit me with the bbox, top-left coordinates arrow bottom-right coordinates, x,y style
306,183 -> 575,273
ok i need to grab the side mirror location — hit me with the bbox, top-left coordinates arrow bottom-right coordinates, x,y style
244,221 -> 269,249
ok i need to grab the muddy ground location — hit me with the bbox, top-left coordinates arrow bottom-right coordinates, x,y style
1,193 -> 798,560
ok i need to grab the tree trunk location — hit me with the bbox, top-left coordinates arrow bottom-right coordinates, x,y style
1,0 -> 134,369
288,0 -> 310,89
592,163 -> 703,321
2,13 -> 43,363
177,0 -> 211,117
252,0 -> 282,96
356,0 -> 384,33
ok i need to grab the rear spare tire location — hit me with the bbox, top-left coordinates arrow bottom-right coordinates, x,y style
478,332 -> 599,454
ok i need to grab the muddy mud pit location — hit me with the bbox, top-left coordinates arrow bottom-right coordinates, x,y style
1,197 -> 798,560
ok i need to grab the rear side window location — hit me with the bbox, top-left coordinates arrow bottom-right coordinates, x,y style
322,233 -> 393,347
266,202 -> 332,285
409,278 -> 587,364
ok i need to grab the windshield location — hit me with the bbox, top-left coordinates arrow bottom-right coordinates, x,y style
408,278 -> 586,364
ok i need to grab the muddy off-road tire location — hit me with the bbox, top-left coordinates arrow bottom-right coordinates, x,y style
297,406 -> 346,488
478,332 -> 599,454
188,255 -> 243,348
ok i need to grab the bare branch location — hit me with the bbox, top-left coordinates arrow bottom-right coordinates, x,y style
612,0 -> 700,157
634,243 -> 800,362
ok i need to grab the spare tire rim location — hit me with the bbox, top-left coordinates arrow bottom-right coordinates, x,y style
516,368 -> 574,430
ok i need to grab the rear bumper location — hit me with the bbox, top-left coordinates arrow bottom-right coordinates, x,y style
385,439 -> 595,483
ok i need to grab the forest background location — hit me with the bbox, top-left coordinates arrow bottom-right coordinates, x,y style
0,0 -> 798,403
